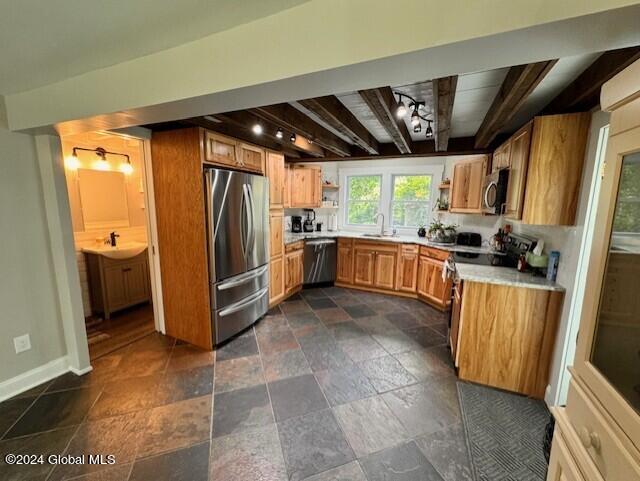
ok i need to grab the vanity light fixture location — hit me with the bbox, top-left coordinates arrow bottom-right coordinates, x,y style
65,151 -> 81,170
275,128 -> 284,139
252,123 -> 263,135
71,146 -> 132,174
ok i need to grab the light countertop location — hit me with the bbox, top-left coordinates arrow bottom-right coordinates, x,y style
455,263 -> 565,292
283,230 -> 502,256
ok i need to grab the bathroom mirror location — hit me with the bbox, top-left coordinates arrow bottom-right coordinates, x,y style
78,169 -> 130,230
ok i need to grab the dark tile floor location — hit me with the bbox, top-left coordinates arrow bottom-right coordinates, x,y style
0,287 -> 472,481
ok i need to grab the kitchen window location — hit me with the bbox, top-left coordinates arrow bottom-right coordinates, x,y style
339,164 -> 443,232
345,175 -> 382,225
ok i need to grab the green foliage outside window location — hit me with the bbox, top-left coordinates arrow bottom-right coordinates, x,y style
613,154 -> 640,233
391,175 -> 431,227
346,175 -> 381,225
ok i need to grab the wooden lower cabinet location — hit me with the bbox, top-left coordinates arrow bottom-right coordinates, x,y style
269,256 -> 285,305
336,238 -> 354,284
417,255 -> 451,310
547,431 -> 587,481
457,281 -> 563,398
285,248 -> 304,295
353,241 -> 397,291
396,245 -> 419,293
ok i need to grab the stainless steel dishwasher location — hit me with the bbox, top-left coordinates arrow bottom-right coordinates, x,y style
303,238 -> 336,286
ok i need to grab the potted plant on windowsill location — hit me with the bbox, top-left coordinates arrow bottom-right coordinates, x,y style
427,220 -> 458,244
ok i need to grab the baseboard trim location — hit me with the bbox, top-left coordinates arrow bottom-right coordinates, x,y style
0,356 -> 71,402
69,364 -> 93,376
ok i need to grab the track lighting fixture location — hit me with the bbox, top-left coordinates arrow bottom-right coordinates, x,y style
275,128 -> 284,139
425,120 -> 434,138
290,132 -> 297,143
252,123 -> 263,135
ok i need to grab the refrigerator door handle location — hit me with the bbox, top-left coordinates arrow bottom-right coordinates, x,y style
241,184 -> 252,259
217,265 -> 269,291
246,183 -> 256,254
218,287 -> 269,317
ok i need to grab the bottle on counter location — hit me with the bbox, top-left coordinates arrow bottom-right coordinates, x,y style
547,251 -> 560,281
517,254 -> 527,272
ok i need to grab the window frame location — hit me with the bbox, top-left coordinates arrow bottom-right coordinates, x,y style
344,174 -> 383,227
338,164 -> 444,234
389,174 -> 433,229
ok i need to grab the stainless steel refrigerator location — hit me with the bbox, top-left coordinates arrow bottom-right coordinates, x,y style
204,168 -> 269,344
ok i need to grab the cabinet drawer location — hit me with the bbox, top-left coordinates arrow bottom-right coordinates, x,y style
354,240 -> 398,253
565,379 -> 640,480
285,240 -> 304,253
419,246 -> 449,262
337,237 -> 353,247
401,243 -> 419,254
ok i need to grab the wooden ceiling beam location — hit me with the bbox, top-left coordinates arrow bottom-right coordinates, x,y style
474,60 -> 558,148
358,87 -> 413,154
542,46 -> 640,114
298,96 -> 380,155
433,76 -> 458,152
184,116 -> 303,158
251,104 -> 352,156
288,137 -> 483,162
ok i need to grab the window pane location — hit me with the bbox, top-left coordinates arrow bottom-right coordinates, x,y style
346,175 -> 381,225
392,175 -> 431,201
391,175 -> 431,227
348,175 -> 381,201
613,159 -> 640,233
348,201 -> 378,225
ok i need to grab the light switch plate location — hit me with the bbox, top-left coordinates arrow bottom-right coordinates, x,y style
14,334 -> 31,354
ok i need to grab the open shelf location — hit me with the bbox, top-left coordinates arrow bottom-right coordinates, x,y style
438,183 -> 451,190
322,184 -> 340,189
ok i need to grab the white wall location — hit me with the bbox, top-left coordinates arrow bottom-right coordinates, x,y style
0,103 -> 67,385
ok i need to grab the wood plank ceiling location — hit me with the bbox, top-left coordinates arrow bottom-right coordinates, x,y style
147,46 -> 640,162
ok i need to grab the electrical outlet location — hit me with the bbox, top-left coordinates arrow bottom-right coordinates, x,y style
14,334 -> 31,354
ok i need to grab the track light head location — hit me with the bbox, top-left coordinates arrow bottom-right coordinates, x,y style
252,123 -> 263,135
413,124 -> 422,133
410,109 -> 420,127
425,121 -> 434,138
396,100 -> 407,118
275,128 -> 284,139
290,132 -> 297,143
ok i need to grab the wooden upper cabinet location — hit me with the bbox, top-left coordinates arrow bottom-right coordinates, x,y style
283,164 -> 292,208
492,140 -> 511,172
504,122 -> 532,220
239,143 -> 265,174
204,131 -> 238,167
266,151 -> 285,209
521,113 -> 591,225
397,244 -> 419,293
449,155 -> 488,213
336,238 -> 354,284
290,166 -> 322,208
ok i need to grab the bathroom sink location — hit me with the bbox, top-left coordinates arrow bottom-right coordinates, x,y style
82,242 -> 148,260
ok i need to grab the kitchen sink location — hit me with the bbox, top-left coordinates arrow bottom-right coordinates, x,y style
361,233 -> 398,238
82,241 -> 148,260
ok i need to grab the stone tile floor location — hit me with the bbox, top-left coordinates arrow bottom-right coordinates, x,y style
0,287 -> 472,481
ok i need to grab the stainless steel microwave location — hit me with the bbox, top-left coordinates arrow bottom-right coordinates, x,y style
482,168 -> 509,215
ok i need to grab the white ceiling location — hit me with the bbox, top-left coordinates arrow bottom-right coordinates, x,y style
0,0 -> 309,95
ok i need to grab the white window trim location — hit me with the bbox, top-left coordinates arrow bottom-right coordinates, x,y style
338,164 -> 444,234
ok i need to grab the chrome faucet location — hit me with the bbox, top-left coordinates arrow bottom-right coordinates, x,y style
109,231 -> 120,247
373,212 -> 385,236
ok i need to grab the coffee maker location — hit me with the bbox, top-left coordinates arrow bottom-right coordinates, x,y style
303,209 -> 316,232
291,216 -> 303,233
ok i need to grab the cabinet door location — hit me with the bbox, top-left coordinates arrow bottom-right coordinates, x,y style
492,140 -> 511,172
418,256 -> 451,308
283,165 -> 291,208
205,132 -> 238,167
397,246 -> 419,293
504,122 -> 532,220
285,250 -> 304,294
104,266 -> 128,311
266,152 -> 285,209
124,260 -> 150,305
374,250 -> 397,291
354,248 -> 375,287
269,256 -> 284,305
290,167 -> 322,207
269,211 -> 284,259
449,156 -> 487,213
450,280 -> 463,366
239,143 -> 265,174
336,239 -> 354,284
547,433 -> 587,481
416,256 -> 430,298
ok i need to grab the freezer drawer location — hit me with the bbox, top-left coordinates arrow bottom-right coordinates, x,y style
213,286 -> 269,344
212,264 -> 269,310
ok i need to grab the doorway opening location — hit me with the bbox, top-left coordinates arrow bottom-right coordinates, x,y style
60,130 -> 162,360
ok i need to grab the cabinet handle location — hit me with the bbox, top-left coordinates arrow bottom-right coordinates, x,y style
578,427 -> 601,452
123,267 -> 132,272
